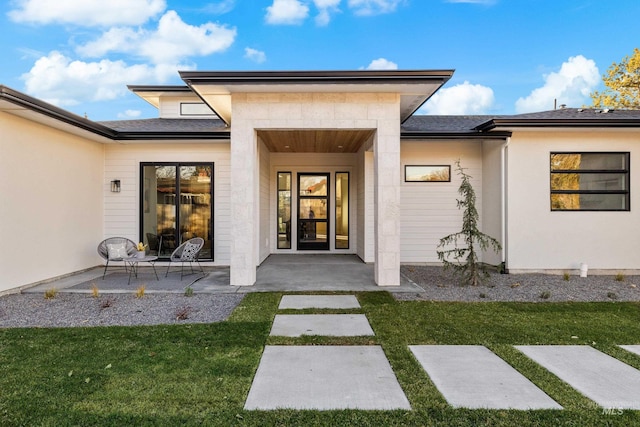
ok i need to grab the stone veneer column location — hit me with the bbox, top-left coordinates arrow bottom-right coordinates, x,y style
229,116 -> 258,286
373,113 -> 401,286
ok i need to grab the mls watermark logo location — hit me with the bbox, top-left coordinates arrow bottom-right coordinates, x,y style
602,407 -> 624,416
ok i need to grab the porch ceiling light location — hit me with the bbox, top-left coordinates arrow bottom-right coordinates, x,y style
110,179 -> 121,193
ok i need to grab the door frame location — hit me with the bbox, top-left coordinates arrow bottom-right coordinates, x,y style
297,172 -> 330,250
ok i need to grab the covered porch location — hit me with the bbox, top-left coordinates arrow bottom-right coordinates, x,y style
179,70 -> 453,287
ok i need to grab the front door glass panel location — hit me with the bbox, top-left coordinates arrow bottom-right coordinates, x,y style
298,173 -> 329,250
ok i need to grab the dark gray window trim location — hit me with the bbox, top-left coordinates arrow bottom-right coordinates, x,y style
550,152 -> 630,212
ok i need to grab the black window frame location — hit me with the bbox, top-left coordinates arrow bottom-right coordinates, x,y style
139,162 -> 215,260
550,152 -> 630,212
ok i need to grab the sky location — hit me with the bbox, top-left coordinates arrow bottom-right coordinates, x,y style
2,0 -> 640,121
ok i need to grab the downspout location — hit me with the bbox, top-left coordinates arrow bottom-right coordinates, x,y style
500,136 -> 511,273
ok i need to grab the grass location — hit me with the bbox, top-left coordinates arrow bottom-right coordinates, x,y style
1,292 -> 639,426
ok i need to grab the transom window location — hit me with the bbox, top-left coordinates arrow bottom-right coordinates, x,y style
550,152 -> 629,211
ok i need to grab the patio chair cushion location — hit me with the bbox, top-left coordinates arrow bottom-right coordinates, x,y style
107,243 -> 129,260
181,241 -> 200,261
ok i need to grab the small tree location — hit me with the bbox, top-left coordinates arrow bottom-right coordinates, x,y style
591,48 -> 640,109
436,160 -> 501,286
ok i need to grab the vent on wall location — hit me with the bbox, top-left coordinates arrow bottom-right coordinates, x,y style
180,102 -> 216,117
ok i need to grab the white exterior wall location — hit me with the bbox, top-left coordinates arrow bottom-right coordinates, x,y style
481,139 -> 506,266
0,113 -> 104,293
507,129 -> 640,272
400,140 -> 483,263
104,141 -> 231,264
269,152 -> 359,254
357,149 -> 375,263
258,139 -> 271,263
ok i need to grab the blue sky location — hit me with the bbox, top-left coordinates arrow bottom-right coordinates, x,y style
2,0 -> 639,121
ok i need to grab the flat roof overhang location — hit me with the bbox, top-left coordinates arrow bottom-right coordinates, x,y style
179,70 -> 455,125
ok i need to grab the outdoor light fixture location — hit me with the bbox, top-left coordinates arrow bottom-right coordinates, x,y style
110,179 -> 121,193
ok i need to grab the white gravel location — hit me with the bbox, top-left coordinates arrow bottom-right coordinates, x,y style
3,266 -> 639,329
398,266 -> 640,302
0,293 -> 244,328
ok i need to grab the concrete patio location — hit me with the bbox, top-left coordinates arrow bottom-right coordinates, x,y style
23,254 -> 423,294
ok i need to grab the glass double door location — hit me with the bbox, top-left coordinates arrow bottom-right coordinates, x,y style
298,173 -> 329,250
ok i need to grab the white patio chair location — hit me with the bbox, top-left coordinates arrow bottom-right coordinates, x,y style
165,237 -> 205,279
97,237 -> 137,279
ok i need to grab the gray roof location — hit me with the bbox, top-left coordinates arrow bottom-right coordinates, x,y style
3,84 -> 640,142
99,118 -> 227,133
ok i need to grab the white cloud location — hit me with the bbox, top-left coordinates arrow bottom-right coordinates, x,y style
8,0 -> 166,27
347,0 -> 403,15
202,0 -> 236,14
76,11 -> 236,65
421,81 -> 495,115
515,55 -> 600,113
244,47 -> 266,63
366,58 -> 398,70
118,110 -> 142,119
21,51 -> 176,106
313,0 -> 341,26
265,0 -> 309,25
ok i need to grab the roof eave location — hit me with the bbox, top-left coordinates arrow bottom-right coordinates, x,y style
0,85 -> 117,139
402,130 -> 512,140
114,131 -> 230,141
476,119 -> 640,131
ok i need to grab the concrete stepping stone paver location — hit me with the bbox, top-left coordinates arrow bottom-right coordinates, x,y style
619,345 -> 640,357
409,345 -> 562,410
516,345 -> 640,410
244,345 -> 411,410
270,314 -> 374,337
279,294 -> 360,309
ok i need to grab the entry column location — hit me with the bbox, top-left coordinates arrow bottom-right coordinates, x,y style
374,117 -> 401,286
230,118 -> 258,286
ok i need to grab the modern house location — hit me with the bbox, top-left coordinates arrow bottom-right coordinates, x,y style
1,69 -> 639,294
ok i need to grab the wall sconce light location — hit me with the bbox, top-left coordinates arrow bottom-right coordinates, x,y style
110,179 -> 121,193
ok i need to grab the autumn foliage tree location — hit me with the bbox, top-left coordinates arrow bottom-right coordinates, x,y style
591,48 -> 640,109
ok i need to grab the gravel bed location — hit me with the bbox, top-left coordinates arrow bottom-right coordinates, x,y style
399,265 -> 640,302
0,293 -> 245,329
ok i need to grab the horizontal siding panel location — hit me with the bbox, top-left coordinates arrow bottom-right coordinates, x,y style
400,140 -> 482,264
105,143 -> 231,264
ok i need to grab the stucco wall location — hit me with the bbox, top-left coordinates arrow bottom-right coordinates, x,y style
104,141 -> 231,264
400,140 -> 484,263
506,129 -> 640,272
0,112 -> 104,292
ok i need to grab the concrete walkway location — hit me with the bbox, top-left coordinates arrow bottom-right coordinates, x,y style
244,346 -> 411,410
410,345 -> 562,410
246,294 -> 410,410
516,345 -> 640,410
279,294 -> 360,309
246,295 -> 640,412
270,314 -> 374,337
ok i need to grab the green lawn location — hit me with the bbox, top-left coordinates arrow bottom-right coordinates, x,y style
1,292 -> 639,426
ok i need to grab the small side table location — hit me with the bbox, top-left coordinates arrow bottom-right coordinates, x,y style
124,255 -> 159,285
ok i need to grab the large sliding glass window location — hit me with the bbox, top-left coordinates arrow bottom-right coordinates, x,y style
141,163 -> 213,259
277,172 -> 291,249
335,172 -> 349,249
550,152 -> 629,211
